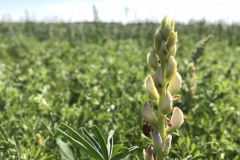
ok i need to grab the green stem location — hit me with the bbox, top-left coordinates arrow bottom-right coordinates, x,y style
156,152 -> 164,160
156,64 -> 167,160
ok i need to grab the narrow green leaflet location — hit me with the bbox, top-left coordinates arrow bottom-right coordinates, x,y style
183,155 -> 192,160
39,155 -> 54,160
111,144 -> 123,158
56,128 -> 104,160
34,147 -> 42,159
80,149 -> 86,159
81,127 -> 102,154
56,139 -> 75,160
183,155 -> 193,160
24,147 -> 28,160
190,154 -> 204,160
39,120 -> 54,137
107,130 -> 114,158
129,146 -> 139,153
34,118 -> 40,133
0,126 -> 8,140
110,147 -> 129,160
92,125 -> 109,160
30,145 -> 35,159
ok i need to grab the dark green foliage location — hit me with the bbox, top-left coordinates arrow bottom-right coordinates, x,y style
57,123 -> 138,159
0,20 -> 240,159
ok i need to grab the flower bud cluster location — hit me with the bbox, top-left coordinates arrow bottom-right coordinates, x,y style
142,16 -> 184,159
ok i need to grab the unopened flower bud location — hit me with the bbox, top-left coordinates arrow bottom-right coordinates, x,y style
161,91 -> 172,115
170,44 -> 177,57
144,145 -> 154,160
142,101 -> 158,126
154,130 -> 163,151
168,72 -> 182,95
155,29 -> 163,54
170,18 -> 174,31
158,41 -> 169,66
164,135 -> 172,156
166,32 -> 178,53
162,22 -> 172,41
147,50 -> 159,73
153,66 -> 163,94
160,15 -> 168,30
166,56 -> 177,82
144,75 -> 159,100
166,107 -> 184,134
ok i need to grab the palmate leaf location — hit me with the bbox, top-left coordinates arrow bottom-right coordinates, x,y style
56,128 -> 104,160
92,125 -> 109,160
60,123 -> 104,159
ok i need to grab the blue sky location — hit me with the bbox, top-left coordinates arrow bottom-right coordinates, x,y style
0,0 -> 239,23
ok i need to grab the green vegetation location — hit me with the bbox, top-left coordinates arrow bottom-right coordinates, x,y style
0,20 -> 240,159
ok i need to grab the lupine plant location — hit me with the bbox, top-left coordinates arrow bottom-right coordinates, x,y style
142,16 -> 184,160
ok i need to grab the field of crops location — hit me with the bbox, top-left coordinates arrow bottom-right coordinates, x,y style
0,19 -> 240,159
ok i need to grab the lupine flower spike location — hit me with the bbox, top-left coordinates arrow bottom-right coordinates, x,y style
141,15 -> 185,160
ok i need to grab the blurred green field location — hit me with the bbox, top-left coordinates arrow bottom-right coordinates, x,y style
0,20 -> 240,159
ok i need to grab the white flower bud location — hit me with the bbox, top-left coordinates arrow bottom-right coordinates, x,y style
170,18 -> 174,31
164,135 -> 172,156
167,72 -> 182,95
154,130 -> 163,151
166,56 -> 177,82
144,145 -> 154,160
142,101 -> 158,126
162,22 -> 172,41
155,29 -> 163,54
166,107 -> 184,134
170,44 -> 177,57
158,41 -> 169,66
153,66 -> 163,94
166,32 -> 178,52
161,91 -> 172,115
144,75 -> 159,100
147,50 -> 159,73
160,15 -> 168,30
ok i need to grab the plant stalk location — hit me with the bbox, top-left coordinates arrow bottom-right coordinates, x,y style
156,64 -> 167,160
